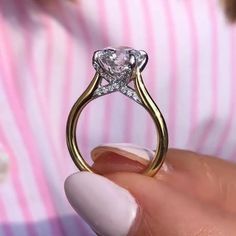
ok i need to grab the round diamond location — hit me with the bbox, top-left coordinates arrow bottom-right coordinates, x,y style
98,47 -> 131,74
93,46 -> 147,83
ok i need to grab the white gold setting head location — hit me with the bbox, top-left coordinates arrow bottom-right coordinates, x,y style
93,46 -> 148,84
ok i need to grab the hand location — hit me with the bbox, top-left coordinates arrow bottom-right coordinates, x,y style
65,144 -> 236,236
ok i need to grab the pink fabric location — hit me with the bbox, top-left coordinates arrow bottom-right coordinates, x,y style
0,0 -> 236,235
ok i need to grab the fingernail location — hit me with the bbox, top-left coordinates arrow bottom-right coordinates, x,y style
92,143 -> 170,172
92,143 -> 154,165
64,172 -> 138,236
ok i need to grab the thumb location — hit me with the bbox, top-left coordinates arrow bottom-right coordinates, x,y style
65,170 -> 183,236
64,172 -> 138,236
65,145 -> 236,236
64,144 -> 168,236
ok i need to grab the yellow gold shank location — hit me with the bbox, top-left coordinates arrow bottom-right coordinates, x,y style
66,70 -> 168,177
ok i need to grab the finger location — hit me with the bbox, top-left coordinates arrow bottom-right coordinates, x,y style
64,172 -> 138,236
91,144 -> 236,212
107,172 -> 236,236
91,143 -> 152,174
64,172 -> 235,236
163,149 -> 236,212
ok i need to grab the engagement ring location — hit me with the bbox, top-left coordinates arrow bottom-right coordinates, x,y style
66,46 -> 168,176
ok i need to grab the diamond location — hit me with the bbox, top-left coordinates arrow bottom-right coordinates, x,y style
108,85 -> 115,92
120,86 -> 128,93
100,47 -> 130,74
127,90 -> 133,97
93,46 -> 147,84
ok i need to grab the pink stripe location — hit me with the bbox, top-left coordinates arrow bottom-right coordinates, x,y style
0,49 -> 20,236
161,1 -> 178,146
0,47 -> 55,236
195,0 -> 218,151
40,3 -> 90,234
0,15 -> 38,236
218,28 -> 236,159
15,5 -> 66,235
17,1 -> 66,182
41,16 -> 66,171
0,3 -> 63,235
43,17 -> 53,100
183,1 -> 200,139
50,4 -> 89,234
42,17 -> 65,171
17,2 -> 86,234
61,4 -> 96,234
118,0 -> 134,143
56,1 -> 76,172
75,5 -> 97,159
40,6 -> 74,179
141,0 -> 159,147
61,36 -> 73,135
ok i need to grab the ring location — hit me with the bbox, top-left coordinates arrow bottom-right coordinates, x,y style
66,46 -> 168,177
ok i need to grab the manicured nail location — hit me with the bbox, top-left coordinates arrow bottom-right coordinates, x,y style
64,172 -> 138,236
92,143 -> 154,165
92,143 -> 170,172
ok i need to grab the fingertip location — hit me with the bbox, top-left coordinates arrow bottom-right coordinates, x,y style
64,172 -> 138,236
91,143 -> 153,164
91,143 -> 154,174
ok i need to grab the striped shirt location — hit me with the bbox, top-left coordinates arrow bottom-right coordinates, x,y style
0,0 -> 236,235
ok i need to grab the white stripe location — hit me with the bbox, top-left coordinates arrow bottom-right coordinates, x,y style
167,0 -> 192,148
204,7 -> 232,157
188,0 -> 213,150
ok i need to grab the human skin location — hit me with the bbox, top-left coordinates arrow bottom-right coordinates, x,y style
65,146 -> 236,235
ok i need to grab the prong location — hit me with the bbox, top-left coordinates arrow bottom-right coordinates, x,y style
129,54 -> 136,69
138,50 -> 148,72
105,47 -> 116,53
92,50 -> 100,63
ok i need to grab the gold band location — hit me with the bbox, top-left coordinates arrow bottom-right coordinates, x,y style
66,69 -> 168,177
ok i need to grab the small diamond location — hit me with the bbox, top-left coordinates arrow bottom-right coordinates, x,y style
95,91 -> 101,96
127,90 -> 133,97
101,87 -> 108,93
133,94 -> 139,101
114,83 -> 120,89
120,86 -> 127,93
108,85 -> 115,92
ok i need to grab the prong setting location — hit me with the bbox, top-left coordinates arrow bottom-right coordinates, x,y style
137,50 -> 148,72
92,46 -> 147,104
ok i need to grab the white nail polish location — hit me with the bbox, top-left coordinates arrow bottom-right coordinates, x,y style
65,172 -> 138,236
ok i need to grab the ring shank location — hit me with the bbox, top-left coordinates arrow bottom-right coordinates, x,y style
135,70 -> 168,176
66,71 -> 168,177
